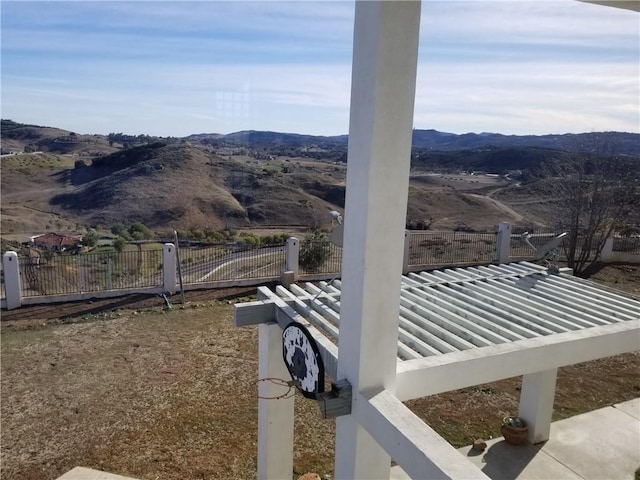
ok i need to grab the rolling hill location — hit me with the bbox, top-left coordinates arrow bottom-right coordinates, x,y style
2,120 -> 638,237
47,144 -> 344,232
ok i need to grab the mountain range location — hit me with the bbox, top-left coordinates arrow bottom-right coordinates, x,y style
3,119 -> 639,156
1,119 -> 638,236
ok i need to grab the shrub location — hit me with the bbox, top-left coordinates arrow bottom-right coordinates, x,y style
113,237 -> 127,253
129,222 -> 153,240
82,230 -> 99,248
299,232 -> 331,273
111,224 -> 131,240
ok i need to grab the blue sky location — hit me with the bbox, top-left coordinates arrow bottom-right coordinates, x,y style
1,1 -> 638,137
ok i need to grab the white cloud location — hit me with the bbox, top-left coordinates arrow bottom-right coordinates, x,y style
1,0 -> 638,136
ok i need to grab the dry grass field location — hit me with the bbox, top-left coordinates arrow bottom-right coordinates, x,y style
2,266 -> 639,480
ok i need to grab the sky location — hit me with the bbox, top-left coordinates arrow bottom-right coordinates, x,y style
1,1 -> 639,137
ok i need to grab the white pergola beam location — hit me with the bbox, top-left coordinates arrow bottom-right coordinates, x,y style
257,286 -> 340,380
355,388 -> 490,480
335,1 -> 421,478
396,320 -> 640,401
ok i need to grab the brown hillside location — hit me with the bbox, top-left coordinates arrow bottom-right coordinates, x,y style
1,120 -> 117,156
2,144 -> 541,237
48,145 -> 343,231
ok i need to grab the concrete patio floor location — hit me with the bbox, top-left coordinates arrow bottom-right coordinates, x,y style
389,398 -> 640,480
59,398 -> 639,480
455,397 -> 640,480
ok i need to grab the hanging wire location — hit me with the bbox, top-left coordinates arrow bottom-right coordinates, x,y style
256,377 -> 299,400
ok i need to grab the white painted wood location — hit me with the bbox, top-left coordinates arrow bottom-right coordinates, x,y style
2,251 -> 22,310
257,322 -> 294,480
257,287 -> 340,380
397,321 -> 442,357
395,320 -> 640,401
519,368 -> 558,444
233,301 -> 275,327
335,1 -> 421,478
447,282 -> 570,333
461,281 -> 588,331
355,388 -> 490,480
399,305 -> 471,351
289,296 -> 340,342
435,283 -> 557,336
401,290 -> 508,345
492,277 -> 612,326
523,278 -> 636,320
407,286 -> 528,340
541,275 -> 640,316
509,276 -> 629,321
552,270 -> 640,304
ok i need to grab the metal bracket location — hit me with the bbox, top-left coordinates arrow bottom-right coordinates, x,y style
316,379 -> 352,419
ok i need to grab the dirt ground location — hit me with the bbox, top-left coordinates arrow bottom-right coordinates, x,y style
1,267 -> 639,480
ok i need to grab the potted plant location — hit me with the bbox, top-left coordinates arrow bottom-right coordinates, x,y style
501,416 -> 528,445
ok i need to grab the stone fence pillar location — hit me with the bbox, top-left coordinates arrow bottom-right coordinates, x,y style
3,251 -> 22,310
162,243 -> 177,294
496,222 -> 512,264
282,237 -> 300,286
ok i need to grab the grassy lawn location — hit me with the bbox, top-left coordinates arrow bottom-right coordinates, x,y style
1,298 -> 638,480
1,302 -> 334,480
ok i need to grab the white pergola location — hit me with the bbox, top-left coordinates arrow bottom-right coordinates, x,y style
234,2 -> 640,478
236,262 -> 640,478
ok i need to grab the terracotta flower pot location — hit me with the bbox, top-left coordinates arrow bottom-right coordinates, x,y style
501,417 -> 528,445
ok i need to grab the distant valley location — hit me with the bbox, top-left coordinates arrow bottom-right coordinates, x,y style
2,119 -> 638,240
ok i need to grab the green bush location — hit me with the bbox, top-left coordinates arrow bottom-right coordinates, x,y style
129,222 -> 153,240
111,224 -> 131,240
299,233 -> 331,273
82,230 -> 99,248
113,237 -> 127,253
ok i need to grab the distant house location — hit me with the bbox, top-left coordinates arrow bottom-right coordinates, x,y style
31,233 -> 82,252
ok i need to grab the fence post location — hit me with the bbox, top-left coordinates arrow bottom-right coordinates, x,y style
3,252 -> 22,310
106,256 -> 113,290
283,237 -> 300,285
163,243 -> 177,294
496,222 -> 512,264
77,255 -> 85,293
600,237 -> 614,263
402,230 -> 411,274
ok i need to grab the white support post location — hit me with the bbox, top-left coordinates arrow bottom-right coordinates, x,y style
3,252 -> 22,310
496,222 -> 512,264
257,322 -> 295,480
335,1 -> 421,479
518,368 -> 558,444
284,237 -> 299,280
403,230 -> 411,275
162,243 -> 177,294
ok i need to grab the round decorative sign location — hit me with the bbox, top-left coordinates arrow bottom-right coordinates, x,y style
282,322 -> 325,399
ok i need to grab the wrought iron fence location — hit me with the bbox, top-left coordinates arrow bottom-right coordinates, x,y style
180,243 -> 286,284
612,237 -> 640,254
509,226 -> 561,259
408,231 -> 497,267
18,250 -> 163,298
299,239 -> 342,276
